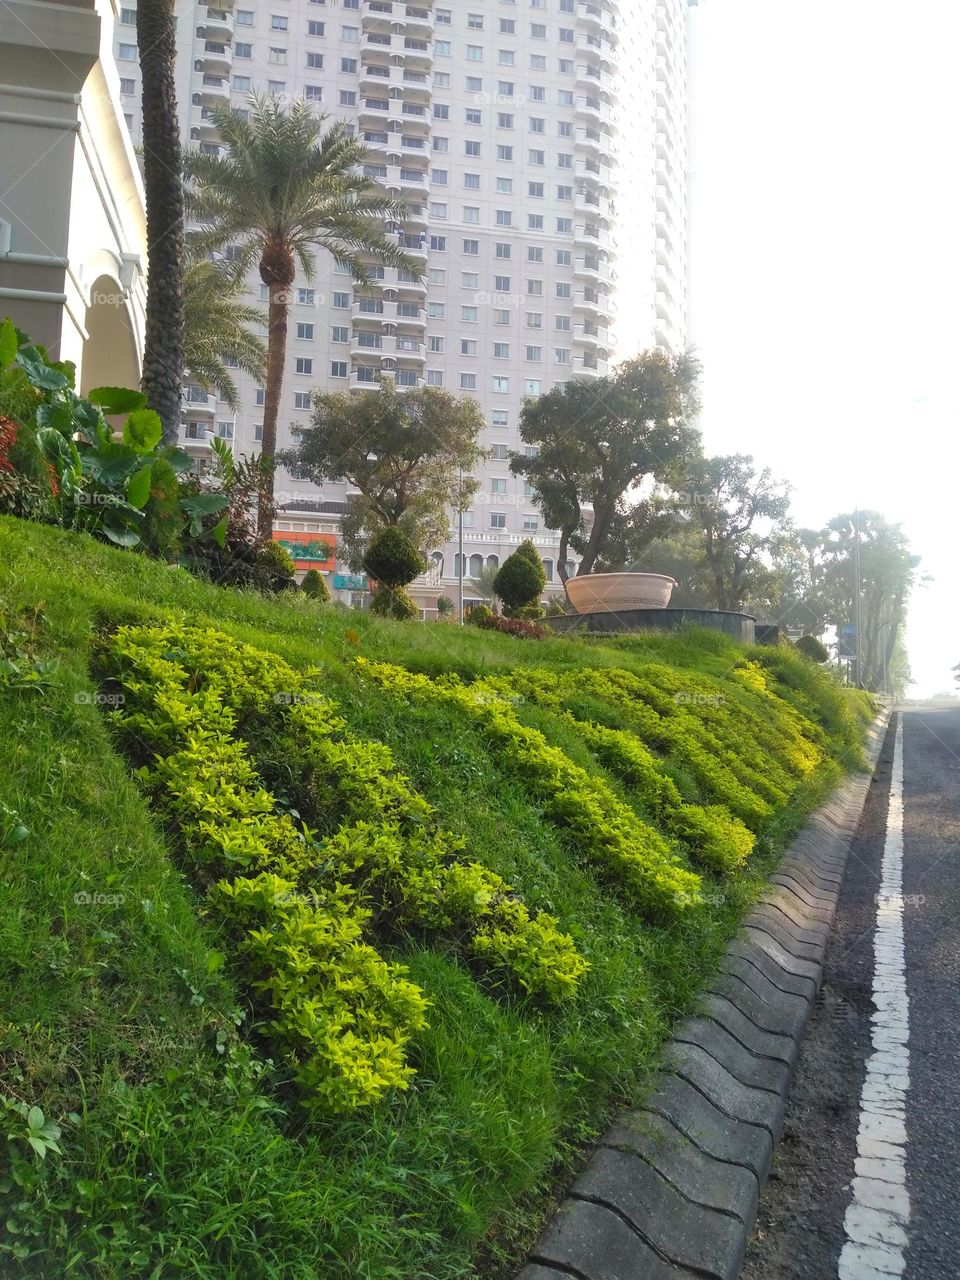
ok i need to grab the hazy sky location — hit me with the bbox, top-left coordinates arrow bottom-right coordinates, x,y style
687,0 -> 960,696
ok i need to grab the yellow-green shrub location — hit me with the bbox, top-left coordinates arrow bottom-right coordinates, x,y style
356,659 -> 703,917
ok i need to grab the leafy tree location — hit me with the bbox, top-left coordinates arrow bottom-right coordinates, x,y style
186,96 -> 419,536
510,350 -> 701,582
817,512 -> 921,692
683,454 -> 792,612
282,378 -> 484,567
183,258 -> 266,410
137,0 -> 185,443
494,541 -> 547,617
436,595 -> 454,620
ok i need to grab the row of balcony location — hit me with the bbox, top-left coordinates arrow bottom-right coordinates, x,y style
359,63 -> 431,95
578,2 -> 618,42
361,2 -> 434,38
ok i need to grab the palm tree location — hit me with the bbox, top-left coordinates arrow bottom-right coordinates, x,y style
183,259 -> 266,411
186,96 -> 420,537
136,0 -> 185,444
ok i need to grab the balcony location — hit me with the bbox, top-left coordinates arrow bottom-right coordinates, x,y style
193,113 -> 223,142
350,368 -> 385,392
579,2 -> 618,41
201,41 -> 232,75
392,336 -> 426,362
359,63 -> 392,91
574,255 -> 604,282
385,163 -> 429,194
201,7 -> 234,40
393,302 -> 426,329
197,75 -> 230,104
351,330 -> 385,357
395,232 -> 427,263
182,387 -> 217,417
351,298 -> 386,324
575,95 -> 615,126
362,0 -> 394,21
402,5 -> 434,37
358,98 -> 393,126
575,188 -> 609,219
402,36 -> 433,67
575,64 -> 617,98
573,325 -> 608,352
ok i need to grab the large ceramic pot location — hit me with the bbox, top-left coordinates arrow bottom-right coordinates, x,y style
564,572 -> 677,614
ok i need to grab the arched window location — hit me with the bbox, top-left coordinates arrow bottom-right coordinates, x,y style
431,551 -> 444,577
541,558 -> 553,582
486,554 -> 499,569
453,553 -> 466,577
469,553 -> 484,577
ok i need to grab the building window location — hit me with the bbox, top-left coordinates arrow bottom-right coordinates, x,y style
295,358 -> 313,375
490,512 -> 507,529
296,322 -> 315,339
117,43 -> 137,60
294,392 -> 311,409
330,362 -> 348,378
460,373 -> 477,390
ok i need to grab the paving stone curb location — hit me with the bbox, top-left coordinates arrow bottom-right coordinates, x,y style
517,703 -> 893,1280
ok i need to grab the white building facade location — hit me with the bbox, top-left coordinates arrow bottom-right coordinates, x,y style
114,0 -> 690,609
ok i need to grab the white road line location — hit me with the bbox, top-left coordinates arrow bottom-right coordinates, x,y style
839,714 -> 911,1280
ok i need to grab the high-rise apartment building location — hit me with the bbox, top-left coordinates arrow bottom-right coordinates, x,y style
114,0 -> 690,609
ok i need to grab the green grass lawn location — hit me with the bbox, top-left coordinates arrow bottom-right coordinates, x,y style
0,517 -> 873,1279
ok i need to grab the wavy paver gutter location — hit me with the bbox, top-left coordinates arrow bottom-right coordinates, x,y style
517,706 -> 892,1280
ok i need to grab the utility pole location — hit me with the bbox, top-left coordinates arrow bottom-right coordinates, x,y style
458,465 -> 464,625
854,506 -> 864,689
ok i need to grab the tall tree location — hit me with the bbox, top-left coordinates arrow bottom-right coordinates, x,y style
510,350 -> 701,582
137,0 -> 185,444
186,96 -> 420,537
683,454 -> 792,612
818,512 -> 921,692
182,258 -> 266,411
280,378 -> 485,567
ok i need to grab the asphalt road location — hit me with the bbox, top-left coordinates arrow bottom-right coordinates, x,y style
742,706 -> 960,1280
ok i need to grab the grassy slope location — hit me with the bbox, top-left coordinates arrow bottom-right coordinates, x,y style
0,517 -> 872,1280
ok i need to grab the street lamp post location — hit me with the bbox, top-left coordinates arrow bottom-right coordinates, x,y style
457,465 -> 464,625
854,506 -> 863,689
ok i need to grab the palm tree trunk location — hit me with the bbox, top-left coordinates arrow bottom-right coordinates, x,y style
137,0 -> 185,445
257,276 -> 291,538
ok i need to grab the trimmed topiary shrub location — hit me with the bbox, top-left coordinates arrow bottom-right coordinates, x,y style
465,603 -> 495,627
363,527 -> 426,619
493,540 -> 546,618
796,634 -> 829,663
363,526 -> 427,588
371,585 -> 419,620
301,568 -> 331,602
